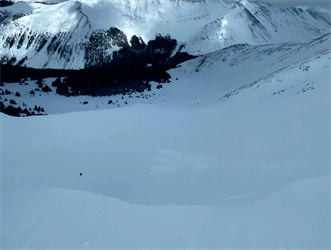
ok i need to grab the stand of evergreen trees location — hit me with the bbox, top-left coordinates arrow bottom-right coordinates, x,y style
0,101 -> 45,117
57,34 -> 196,97
0,1 -> 14,7
0,34 -> 197,98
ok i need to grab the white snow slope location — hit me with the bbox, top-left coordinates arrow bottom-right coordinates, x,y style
0,0 -> 330,69
1,33 -> 330,114
1,34 -> 330,248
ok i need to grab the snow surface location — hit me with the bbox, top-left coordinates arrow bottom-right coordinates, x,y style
2,178 -> 330,248
1,33 -> 330,248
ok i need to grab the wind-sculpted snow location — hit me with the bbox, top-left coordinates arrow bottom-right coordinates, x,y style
0,0 -> 330,69
1,21 -> 330,250
166,33 -> 331,103
1,177 -> 329,248
1,57 -> 330,246
1,34 -> 330,205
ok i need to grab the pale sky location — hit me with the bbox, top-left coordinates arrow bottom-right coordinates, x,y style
261,0 -> 331,21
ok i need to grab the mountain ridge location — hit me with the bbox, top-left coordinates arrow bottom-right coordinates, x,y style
0,0 -> 330,69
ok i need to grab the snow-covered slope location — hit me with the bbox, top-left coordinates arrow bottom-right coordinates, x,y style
0,0 -> 330,69
0,2 -> 89,68
1,41 -> 330,247
1,33 -> 330,114
166,33 -> 331,104
2,178 -> 329,248
1,24 -> 330,250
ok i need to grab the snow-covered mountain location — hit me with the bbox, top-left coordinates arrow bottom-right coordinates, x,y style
1,0 -> 330,242
0,0 -> 330,69
1,33 -> 329,114
167,33 -> 331,104
1,33 -> 330,250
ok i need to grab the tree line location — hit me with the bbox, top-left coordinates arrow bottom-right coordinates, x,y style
1,33 -> 197,97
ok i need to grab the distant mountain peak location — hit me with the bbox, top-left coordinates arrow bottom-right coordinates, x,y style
1,0 -> 330,69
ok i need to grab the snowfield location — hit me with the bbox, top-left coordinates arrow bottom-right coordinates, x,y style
1,34 -> 331,248
1,13 -> 331,249
2,177 -> 330,248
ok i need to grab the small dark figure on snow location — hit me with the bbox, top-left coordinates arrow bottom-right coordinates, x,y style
79,173 -> 82,176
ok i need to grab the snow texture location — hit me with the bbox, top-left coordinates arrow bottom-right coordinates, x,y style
1,33 -> 330,248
